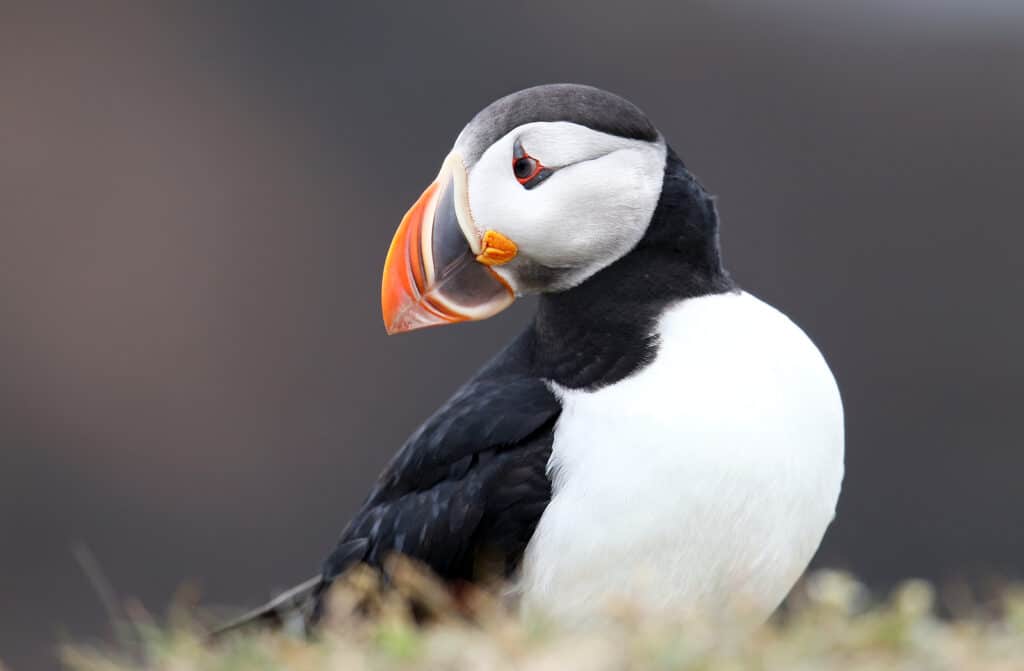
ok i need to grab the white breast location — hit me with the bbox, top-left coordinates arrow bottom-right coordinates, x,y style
517,291 -> 844,624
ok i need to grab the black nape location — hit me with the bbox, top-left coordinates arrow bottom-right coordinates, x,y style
529,147 -> 735,390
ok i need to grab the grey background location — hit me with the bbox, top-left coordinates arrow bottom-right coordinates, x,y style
2,2 -> 1022,668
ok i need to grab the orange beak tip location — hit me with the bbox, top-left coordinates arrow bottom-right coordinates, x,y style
382,297 -> 468,334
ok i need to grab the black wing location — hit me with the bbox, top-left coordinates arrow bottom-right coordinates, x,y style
320,331 -> 560,588
210,333 -> 560,637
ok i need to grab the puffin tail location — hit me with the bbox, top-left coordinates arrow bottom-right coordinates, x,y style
208,575 -> 321,640
209,538 -> 369,640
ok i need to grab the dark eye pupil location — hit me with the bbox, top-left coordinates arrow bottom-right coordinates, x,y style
514,157 -> 536,180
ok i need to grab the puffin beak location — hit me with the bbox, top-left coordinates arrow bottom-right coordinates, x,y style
382,153 -> 517,334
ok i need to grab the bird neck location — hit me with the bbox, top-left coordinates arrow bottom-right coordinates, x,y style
529,146 -> 735,389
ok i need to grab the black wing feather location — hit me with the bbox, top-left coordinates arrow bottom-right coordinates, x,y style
320,333 -> 560,589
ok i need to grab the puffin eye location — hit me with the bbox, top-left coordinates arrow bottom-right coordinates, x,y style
512,140 -> 553,190
513,156 -> 538,181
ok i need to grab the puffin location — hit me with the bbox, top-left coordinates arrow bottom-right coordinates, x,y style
220,83 -> 844,634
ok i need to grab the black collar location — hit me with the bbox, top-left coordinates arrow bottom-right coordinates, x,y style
528,147 -> 735,389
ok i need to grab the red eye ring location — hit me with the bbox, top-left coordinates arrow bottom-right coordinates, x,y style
512,140 -> 554,190
513,153 -> 544,185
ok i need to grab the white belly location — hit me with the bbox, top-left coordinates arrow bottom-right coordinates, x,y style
517,291 -> 844,624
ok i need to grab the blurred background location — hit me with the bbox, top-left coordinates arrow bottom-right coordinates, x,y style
2,1 -> 1022,668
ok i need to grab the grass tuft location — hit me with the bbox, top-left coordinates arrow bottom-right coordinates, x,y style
61,563 -> 1024,670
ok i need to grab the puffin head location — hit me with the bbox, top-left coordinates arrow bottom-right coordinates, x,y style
382,84 -> 717,334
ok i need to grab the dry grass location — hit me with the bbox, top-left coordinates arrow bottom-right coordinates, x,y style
60,561 -> 1024,670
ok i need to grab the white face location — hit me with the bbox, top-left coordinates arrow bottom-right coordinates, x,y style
456,121 -> 667,293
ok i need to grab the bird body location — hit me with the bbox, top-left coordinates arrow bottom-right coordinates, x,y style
218,84 -> 844,635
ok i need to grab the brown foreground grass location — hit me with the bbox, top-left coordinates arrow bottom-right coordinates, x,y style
60,561 -> 1024,671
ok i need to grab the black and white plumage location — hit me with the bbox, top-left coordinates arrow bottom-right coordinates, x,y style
221,84 -> 843,634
